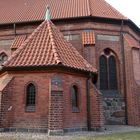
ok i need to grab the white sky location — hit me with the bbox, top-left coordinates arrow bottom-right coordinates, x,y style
105,0 -> 140,28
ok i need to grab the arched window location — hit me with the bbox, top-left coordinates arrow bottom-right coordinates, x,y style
71,85 -> 79,111
0,52 -> 8,64
26,83 -> 36,107
99,49 -> 118,90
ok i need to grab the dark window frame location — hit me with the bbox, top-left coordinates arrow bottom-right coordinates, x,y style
70,85 -> 80,113
25,83 -> 36,112
99,50 -> 118,90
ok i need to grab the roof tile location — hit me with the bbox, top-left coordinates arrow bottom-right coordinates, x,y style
0,0 -> 126,24
4,20 -> 97,73
82,32 -> 95,45
10,35 -> 26,49
90,0 -> 126,19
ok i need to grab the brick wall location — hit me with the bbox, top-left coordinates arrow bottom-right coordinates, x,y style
48,91 -> 64,135
0,18 -> 140,127
0,71 -> 103,131
12,73 -> 50,129
124,40 -> 140,126
62,74 -> 87,130
90,83 -> 104,130
0,78 -> 14,128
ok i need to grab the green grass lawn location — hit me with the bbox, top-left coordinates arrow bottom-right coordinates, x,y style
75,131 -> 140,140
0,131 -> 140,140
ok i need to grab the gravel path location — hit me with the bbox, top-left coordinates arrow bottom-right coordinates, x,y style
0,125 -> 140,140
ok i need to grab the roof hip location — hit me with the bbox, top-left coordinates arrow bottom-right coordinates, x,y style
87,0 -> 91,16
47,21 -> 62,64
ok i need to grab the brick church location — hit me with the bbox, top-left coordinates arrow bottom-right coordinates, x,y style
0,0 -> 140,135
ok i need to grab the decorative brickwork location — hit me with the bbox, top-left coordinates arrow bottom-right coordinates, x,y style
48,76 -> 64,135
48,91 -> 64,135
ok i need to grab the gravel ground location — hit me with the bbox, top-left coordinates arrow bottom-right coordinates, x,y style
0,125 -> 140,140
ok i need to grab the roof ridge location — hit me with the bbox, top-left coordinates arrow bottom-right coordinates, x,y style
87,0 -> 91,16
4,21 -> 45,66
47,21 -> 62,64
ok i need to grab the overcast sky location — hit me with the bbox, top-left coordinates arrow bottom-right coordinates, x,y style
105,0 -> 140,28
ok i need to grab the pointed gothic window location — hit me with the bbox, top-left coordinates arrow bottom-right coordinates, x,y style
99,49 -> 118,90
26,83 -> 36,111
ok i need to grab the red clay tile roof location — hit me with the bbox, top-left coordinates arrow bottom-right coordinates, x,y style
0,0 -> 127,24
90,0 -> 126,19
124,34 -> 140,48
4,20 -> 97,73
82,32 -> 95,45
10,35 -> 26,49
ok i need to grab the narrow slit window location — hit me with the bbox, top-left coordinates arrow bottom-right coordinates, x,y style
71,85 -> 79,112
26,83 -> 36,111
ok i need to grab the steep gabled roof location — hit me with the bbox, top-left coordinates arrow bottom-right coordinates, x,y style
0,0 -> 127,24
10,35 -> 26,49
4,20 -> 97,73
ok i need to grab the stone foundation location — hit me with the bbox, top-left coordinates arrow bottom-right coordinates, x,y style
102,91 -> 126,125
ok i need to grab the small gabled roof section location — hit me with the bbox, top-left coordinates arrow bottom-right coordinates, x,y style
4,11 -> 97,73
82,31 -> 95,45
0,74 -> 14,92
10,35 -> 26,49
